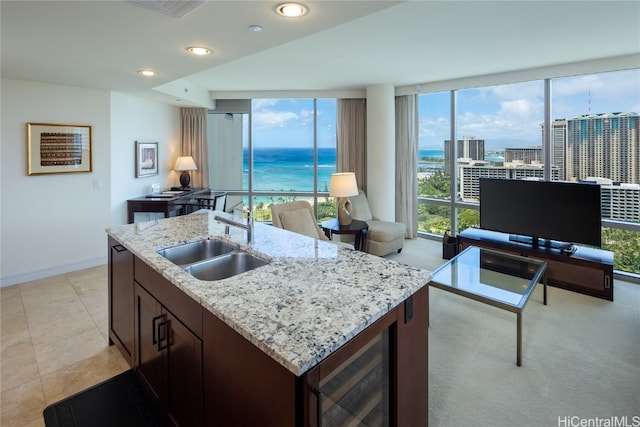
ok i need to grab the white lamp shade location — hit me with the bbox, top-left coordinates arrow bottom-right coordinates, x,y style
330,172 -> 358,197
174,156 -> 198,171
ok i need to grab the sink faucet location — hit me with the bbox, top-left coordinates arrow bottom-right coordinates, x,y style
215,212 -> 253,243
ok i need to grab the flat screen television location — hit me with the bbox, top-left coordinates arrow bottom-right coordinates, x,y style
479,178 -> 602,250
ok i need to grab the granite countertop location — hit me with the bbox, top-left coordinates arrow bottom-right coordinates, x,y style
106,211 -> 432,376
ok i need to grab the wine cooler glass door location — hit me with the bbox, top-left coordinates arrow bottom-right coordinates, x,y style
316,328 -> 390,427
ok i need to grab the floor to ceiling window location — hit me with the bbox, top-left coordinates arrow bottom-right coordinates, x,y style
551,69 -> 640,274
417,91 -> 451,234
208,98 -> 337,222
417,68 -> 640,276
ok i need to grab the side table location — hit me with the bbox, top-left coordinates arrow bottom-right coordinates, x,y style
321,218 -> 369,251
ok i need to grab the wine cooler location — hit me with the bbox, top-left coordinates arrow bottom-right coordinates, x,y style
310,328 -> 391,427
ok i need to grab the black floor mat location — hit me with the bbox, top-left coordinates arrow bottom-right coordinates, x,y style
43,370 -> 166,427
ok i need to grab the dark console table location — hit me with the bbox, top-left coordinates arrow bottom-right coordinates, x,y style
127,189 -> 209,223
458,228 -> 614,301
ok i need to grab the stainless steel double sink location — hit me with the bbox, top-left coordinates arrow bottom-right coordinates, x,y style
157,239 -> 269,281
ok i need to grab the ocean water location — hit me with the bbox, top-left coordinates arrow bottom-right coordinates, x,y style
244,147 -> 336,192
418,149 -> 505,164
242,148 -> 503,193
419,149 -> 444,159
418,149 -> 445,171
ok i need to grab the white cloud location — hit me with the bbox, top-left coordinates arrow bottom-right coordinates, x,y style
419,116 -> 449,144
251,99 -> 317,130
415,77 -> 628,146
552,69 -> 640,116
252,109 -> 298,130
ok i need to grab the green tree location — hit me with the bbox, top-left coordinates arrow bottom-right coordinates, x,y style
602,228 -> 640,273
317,199 -> 335,221
418,170 -> 451,198
458,208 -> 479,231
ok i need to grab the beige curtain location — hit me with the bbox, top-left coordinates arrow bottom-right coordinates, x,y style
395,95 -> 419,238
180,107 -> 209,189
336,99 -> 367,193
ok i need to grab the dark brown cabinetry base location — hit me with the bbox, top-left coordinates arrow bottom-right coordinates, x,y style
109,238 -> 429,426
134,258 -> 203,427
201,286 -> 429,427
134,283 -> 203,427
458,228 -> 614,301
108,237 -> 134,366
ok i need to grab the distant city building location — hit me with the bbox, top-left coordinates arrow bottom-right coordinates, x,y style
548,113 -> 639,184
444,136 -> 484,174
458,160 -> 559,201
581,177 -> 640,222
550,119 -> 568,180
504,147 -> 542,164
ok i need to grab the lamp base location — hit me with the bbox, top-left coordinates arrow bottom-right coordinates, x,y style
179,171 -> 191,189
337,197 -> 353,226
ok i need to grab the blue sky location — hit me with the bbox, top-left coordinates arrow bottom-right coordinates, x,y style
247,69 -> 639,150
419,69 -> 640,150
251,98 -> 336,148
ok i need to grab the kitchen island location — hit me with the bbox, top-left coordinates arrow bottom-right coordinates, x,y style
107,211 -> 431,426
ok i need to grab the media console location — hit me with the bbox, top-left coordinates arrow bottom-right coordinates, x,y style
458,228 -> 614,301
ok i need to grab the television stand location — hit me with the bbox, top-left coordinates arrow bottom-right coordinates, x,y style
508,235 -> 575,254
458,228 -> 613,301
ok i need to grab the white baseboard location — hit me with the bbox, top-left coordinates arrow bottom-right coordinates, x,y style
0,256 -> 107,288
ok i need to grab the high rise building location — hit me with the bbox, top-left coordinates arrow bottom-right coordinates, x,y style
550,119 -> 568,180
504,147 -> 542,164
582,177 -> 640,222
554,112 -> 639,184
444,136 -> 484,174
459,161 -> 559,201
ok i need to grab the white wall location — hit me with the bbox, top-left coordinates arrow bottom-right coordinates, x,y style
109,92 -> 180,225
0,79 -> 180,286
366,84 -> 396,221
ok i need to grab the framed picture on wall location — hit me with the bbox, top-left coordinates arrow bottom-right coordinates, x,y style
135,141 -> 158,178
27,123 -> 92,175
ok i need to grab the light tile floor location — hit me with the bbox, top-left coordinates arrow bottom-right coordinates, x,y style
1,265 -> 130,427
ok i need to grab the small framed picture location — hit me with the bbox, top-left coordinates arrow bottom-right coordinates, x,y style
135,141 -> 158,178
27,123 -> 92,175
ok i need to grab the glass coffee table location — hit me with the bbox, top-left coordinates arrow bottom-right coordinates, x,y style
429,246 -> 547,366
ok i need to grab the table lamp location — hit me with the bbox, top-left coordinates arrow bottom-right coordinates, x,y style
174,156 -> 197,189
330,172 -> 359,226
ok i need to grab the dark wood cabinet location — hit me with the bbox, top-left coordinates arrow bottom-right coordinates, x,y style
135,284 -> 164,405
458,228 -> 614,301
135,282 -> 203,427
108,237 -> 134,366
202,308 -> 298,427
201,286 -> 429,427
132,257 -> 203,427
109,239 -> 428,426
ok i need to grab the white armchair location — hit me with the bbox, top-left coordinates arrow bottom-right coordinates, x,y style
350,190 -> 405,256
271,201 -> 330,241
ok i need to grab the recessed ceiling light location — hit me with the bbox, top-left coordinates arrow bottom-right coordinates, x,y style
186,46 -> 212,56
138,69 -> 158,77
248,25 -> 263,32
275,3 -> 308,17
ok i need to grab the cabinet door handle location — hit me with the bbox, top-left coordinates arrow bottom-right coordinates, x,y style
113,244 -> 127,252
158,320 -> 170,351
309,386 -> 322,427
152,315 -> 164,345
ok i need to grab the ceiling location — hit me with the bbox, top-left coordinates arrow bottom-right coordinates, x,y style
2,0 -> 639,107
